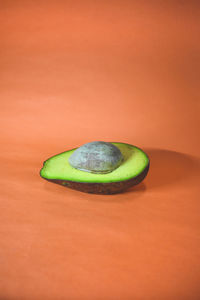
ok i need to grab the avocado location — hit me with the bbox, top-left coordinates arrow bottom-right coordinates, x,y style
40,142 -> 150,194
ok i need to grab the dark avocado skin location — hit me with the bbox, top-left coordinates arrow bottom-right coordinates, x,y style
40,163 -> 149,195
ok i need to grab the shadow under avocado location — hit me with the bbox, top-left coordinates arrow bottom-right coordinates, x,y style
42,147 -> 200,197
143,148 -> 200,190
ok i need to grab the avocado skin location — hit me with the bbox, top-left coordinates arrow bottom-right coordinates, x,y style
41,163 -> 149,195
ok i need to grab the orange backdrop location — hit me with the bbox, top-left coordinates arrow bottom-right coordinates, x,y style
1,1 -> 200,299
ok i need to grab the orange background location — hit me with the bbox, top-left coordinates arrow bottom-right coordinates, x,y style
1,1 -> 200,299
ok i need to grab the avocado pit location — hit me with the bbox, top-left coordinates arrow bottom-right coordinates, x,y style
68,141 -> 124,174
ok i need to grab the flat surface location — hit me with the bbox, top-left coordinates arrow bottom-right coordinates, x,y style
41,143 -> 149,182
1,1 -> 200,300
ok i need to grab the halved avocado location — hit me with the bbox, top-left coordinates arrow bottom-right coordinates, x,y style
40,142 -> 150,194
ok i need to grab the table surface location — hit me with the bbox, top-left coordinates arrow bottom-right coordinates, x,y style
1,1 -> 200,299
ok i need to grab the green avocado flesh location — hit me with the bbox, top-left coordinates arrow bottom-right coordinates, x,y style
40,142 -> 149,183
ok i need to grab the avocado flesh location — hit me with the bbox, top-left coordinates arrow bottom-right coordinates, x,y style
40,142 -> 149,194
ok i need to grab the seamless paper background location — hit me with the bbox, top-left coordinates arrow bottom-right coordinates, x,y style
1,1 -> 200,300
